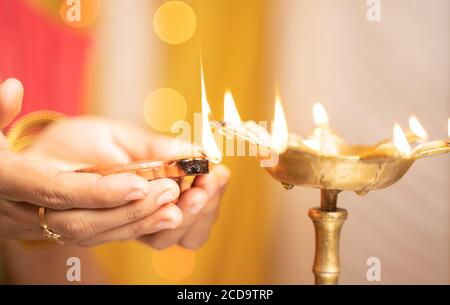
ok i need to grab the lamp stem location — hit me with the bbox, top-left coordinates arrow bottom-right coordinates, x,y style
320,189 -> 339,211
309,189 -> 347,284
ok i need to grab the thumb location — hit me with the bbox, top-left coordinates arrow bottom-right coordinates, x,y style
0,78 -> 23,148
0,78 -> 23,128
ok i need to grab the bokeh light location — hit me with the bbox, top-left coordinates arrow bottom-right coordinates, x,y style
153,1 -> 197,44
144,88 -> 187,132
152,246 -> 196,281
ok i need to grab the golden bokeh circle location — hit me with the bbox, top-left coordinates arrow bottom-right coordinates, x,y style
153,1 -> 197,44
144,88 -> 187,132
152,246 -> 196,281
59,0 -> 101,29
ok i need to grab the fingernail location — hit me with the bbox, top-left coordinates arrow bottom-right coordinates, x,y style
190,201 -> 205,215
156,190 -> 178,206
125,190 -> 145,202
155,221 -> 175,231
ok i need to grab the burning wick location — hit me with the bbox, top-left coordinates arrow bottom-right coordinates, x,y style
393,124 -> 411,158
372,115 -> 428,156
222,91 -> 253,142
302,103 -> 338,155
409,115 -> 428,142
271,95 -> 289,154
224,91 -> 242,127
218,91 -> 272,149
313,102 -> 329,126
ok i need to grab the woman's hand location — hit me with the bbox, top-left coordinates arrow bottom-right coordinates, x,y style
0,78 -> 229,249
0,79 -> 182,245
23,116 -> 230,249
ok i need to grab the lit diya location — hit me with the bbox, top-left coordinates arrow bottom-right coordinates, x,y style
77,156 -> 209,180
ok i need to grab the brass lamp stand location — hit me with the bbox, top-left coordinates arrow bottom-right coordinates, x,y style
309,190 -> 346,284
214,119 -> 449,284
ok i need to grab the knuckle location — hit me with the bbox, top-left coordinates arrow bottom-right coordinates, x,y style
93,175 -> 130,208
126,202 -> 146,221
93,198 -> 111,209
62,216 -> 95,239
90,189 -> 112,208
36,182 -> 73,210
129,220 -> 148,237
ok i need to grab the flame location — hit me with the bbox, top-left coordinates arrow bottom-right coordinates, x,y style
313,102 -> 329,126
306,102 -> 338,155
201,65 -> 222,163
224,91 -> 241,125
409,115 -> 428,141
271,95 -> 289,153
302,139 -> 321,152
393,124 -> 411,158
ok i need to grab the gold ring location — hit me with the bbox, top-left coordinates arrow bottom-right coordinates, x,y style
38,207 -> 64,245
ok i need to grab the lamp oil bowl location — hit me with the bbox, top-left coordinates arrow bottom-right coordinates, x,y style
267,136 -> 449,194
213,96 -> 450,285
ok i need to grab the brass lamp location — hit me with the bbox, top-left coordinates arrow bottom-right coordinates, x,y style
213,99 -> 449,284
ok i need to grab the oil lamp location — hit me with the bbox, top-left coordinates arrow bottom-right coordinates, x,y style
214,94 -> 450,284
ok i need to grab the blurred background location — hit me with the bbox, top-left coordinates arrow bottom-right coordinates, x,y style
0,0 -> 448,284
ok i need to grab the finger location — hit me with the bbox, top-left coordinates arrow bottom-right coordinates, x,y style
0,153 -> 155,210
139,165 -> 229,249
179,166 -> 230,249
177,189 -> 223,250
75,203 -> 183,247
0,78 -> 23,128
46,178 -> 180,240
138,187 -> 208,250
191,164 -> 230,214
179,208 -> 219,250
112,122 -> 202,160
